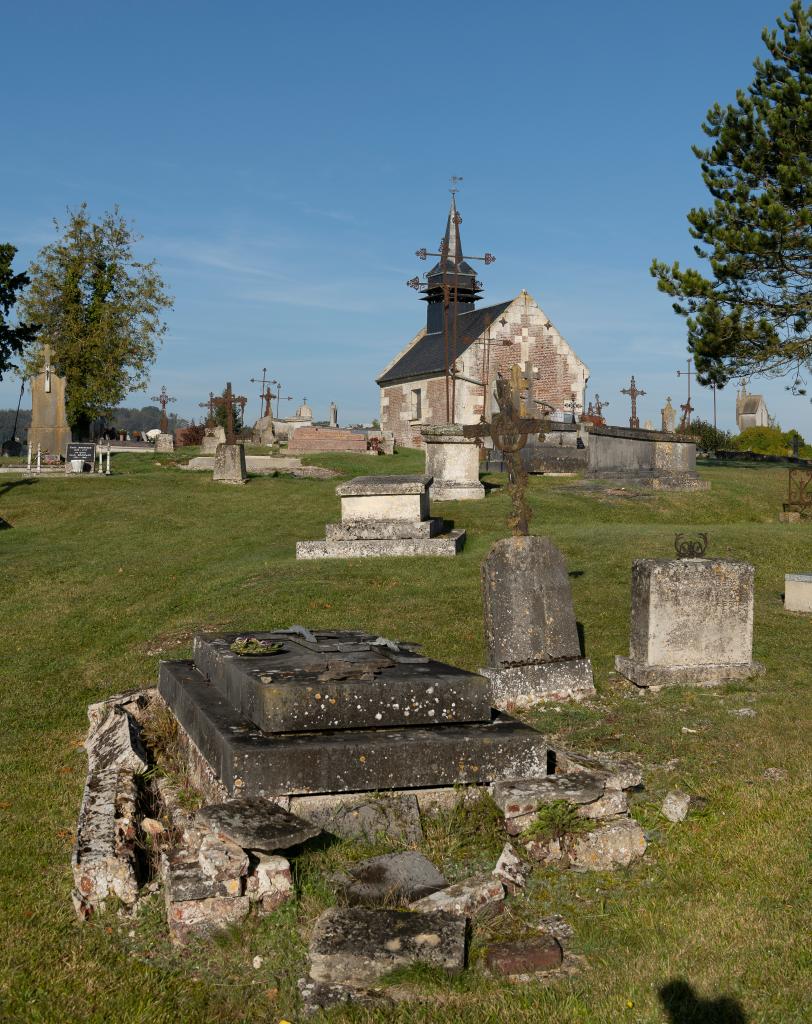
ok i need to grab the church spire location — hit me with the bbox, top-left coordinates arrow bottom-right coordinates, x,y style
421,192 -> 482,332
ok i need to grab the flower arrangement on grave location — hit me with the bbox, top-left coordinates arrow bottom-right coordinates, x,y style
229,636 -> 284,656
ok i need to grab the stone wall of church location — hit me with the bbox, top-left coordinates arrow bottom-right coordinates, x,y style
379,291 -> 589,449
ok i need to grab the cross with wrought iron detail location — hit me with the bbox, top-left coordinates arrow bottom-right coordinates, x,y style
592,394 -> 609,418
150,385 -> 176,433
563,390 -> 582,421
211,382 -> 247,445
620,375 -> 646,429
463,376 -> 551,537
249,367 -> 273,422
198,392 -> 216,427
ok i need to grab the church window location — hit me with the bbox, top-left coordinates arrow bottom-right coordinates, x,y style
410,388 -> 422,421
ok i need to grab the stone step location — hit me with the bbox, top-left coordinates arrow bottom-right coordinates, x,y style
158,661 -> 549,798
193,632 -> 492,733
296,529 -> 465,560
325,518 -> 443,541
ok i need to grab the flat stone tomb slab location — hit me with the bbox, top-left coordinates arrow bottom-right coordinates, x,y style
196,798 -> 321,851
296,530 -> 465,560
193,631 -> 492,732
615,558 -> 764,687
785,573 -> 812,613
158,660 -> 548,797
325,518 -> 443,541
336,474 -> 431,522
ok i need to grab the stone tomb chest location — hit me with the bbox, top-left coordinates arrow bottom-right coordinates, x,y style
587,424 -> 708,491
158,629 -> 548,798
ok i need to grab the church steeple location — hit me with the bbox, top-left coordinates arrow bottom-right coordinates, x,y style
421,193 -> 483,333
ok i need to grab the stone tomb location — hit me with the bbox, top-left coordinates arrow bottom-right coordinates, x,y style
296,475 -> 465,558
785,573 -> 812,613
158,628 -> 548,799
587,424 -> 708,491
421,424 -> 485,501
288,426 -> 367,453
615,558 -> 765,687
480,536 -> 595,705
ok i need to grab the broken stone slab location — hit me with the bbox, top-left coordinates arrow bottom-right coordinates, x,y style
297,977 -> 390,1015
484,935 -> 564,977
307,907 -> 466,989
483,659 -> 595,708
525,818 -> 647,871
164,852 -> 243,901
166,894 -> 250,944
661,790 -> 707,822
245,853 -> 293,912
409,874 -> 504,918
85,703 -> 149,775
196,798 -> 321,852
537,914 -> 575,945
198,832 -> 249,882
553,749 -> 644,791
332,852 -> 446,907
289,792 -> 423,845
491,773 -> 614,834
492,843 -> 531,894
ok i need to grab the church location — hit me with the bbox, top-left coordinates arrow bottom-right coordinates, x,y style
376,195 -> 590,449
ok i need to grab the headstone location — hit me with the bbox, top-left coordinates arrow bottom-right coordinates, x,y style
66,442 -> 96,473
296,475 -> 465,558
784,573 -> 812,613
196,798 -> 320,851
212,443 -> 247,484
480,536 -> 595,705
253,415 -> 276,445
202,425 -> 226,453
615,558 -> 765,687
661,397 -> 676,433
420,424 -> 485,500
27,345 -> 71,456
155,432 -> 174,452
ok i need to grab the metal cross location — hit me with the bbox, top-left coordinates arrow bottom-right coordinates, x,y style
211,381 -> 247,445
563,390 -> 582,422
620,375 -> 646,429
150,385 -> 176,433
592,393 -> 609,418
676,359 -> 696,430
249,367 -> 272,422
198,392 -> 216,427
463,375 -> 551,537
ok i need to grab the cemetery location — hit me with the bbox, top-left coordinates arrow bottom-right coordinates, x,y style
2,4 -> 811,1022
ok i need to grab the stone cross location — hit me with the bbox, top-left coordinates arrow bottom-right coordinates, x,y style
463,376 -> 550,536
620,375 -> 646,430
150,385 -> 176,434
211,382 -> 247,445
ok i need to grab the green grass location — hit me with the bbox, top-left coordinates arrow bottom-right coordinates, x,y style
1,453 -> 811,1022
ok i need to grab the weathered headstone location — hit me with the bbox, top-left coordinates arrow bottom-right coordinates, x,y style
212,442 -> 247,484
202,425 -> 226,453
27,345 -> 71,456
615,558 -> 765,687
785,573 -> 812,613
480,536 -> 595,705
661,396 -> 676,433
155,433 -> 174,452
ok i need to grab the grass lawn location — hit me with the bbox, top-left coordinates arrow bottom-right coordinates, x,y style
0,450 -> 810,1023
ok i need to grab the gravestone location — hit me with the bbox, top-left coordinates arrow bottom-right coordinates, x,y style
27,345 -> 71,457
213,443 -> 247,484
157,628 -> 549,798
296,475 -> 465,558
661,397 -> 676,433
253,415 -> 276,445
155,433 -> 174,452
784,573 -> 812,613
615,558 -> 765,687
66,442 -> 96,473
202,425 -> 226,453
420,424 -> 485,500
480,536 -> 595,705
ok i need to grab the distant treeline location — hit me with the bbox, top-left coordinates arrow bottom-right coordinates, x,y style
0,405 -> 191,440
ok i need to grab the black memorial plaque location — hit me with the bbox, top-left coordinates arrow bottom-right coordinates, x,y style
66,442 -> 96,466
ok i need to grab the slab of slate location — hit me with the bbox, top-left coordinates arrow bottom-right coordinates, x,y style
332,852 -> 446,906
409,874 -> 504,918
158,661 -> 548,797
193,631 -> 492,732
196,798 -> 321,852
296,793 -> 423,844
308,907 -> 466,988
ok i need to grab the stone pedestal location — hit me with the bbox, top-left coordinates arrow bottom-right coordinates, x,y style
785,573 -> 812,613
296,475 -> 464,558
480,536 -> 595,706
421,424 -> 485,501
27,346 -> 71,457
213,443 -> 247,485
155,432 -> 175,452
615,558 -> 764,687
202,426 -> 226,453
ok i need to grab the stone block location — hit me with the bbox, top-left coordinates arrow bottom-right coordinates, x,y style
307,907 -> 466,988
158,660 -> 548,797
481,536 -> 595,704
484,936 -> 563,977
164,854 -> 242,901
337,474 -> 431,522
193,631 -> 492,732
198,832 -> 249,882
212,443 -> 247,484
586,425 -> 708,490
409,874 -> 504,918
288,426 -> 367,453
785,573 -> 812,612
155,432 -> 174,452
492,843 -> 531,893
332,852 -> 446,906
566,818 -> 647,871
421,424 -> 485,501
615,558 -> 765,688
289,793 -> 423,845
325,518 -> 442,541
202,426 -> 226,452
196,798 -> 321,851
166,893 -> 250,943
491,773 -> 608,835
661,790 -> 706,822
296,530 -> 465,559
245,853 -> 293,912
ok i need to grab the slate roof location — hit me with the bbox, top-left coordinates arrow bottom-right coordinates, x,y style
377,300 -> 513,385
739,395 -> 765,414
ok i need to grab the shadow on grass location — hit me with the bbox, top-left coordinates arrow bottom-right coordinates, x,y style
659,979 -> 746,1023
0,476 -> 37,498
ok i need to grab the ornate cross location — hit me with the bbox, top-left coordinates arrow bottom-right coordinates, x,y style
563,390 -> 582,421
211,382 -> 247,444
262,386 -> 274,418
198,392 -> 216,427
593,393 -> 609,418
620,375 -> 646,429
463,375 -> 551,536
150,385 -> 176,433
676,358 -> 696,430
249,367 -> 272,422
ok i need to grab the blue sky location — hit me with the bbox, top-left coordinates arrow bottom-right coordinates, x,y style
3,0 -> 808,435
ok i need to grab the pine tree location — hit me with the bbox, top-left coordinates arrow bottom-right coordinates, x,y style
0,244 -> 38,380
651,2 -> 812,390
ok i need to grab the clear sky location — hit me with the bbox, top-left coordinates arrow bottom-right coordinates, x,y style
3,0 -> 808,435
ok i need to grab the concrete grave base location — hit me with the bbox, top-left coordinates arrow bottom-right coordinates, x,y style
212,443 -> 247,484
615,654 -> 766,689
296,529 -> 465,559
785,573 -> 812,613
482,658 -> 595,707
